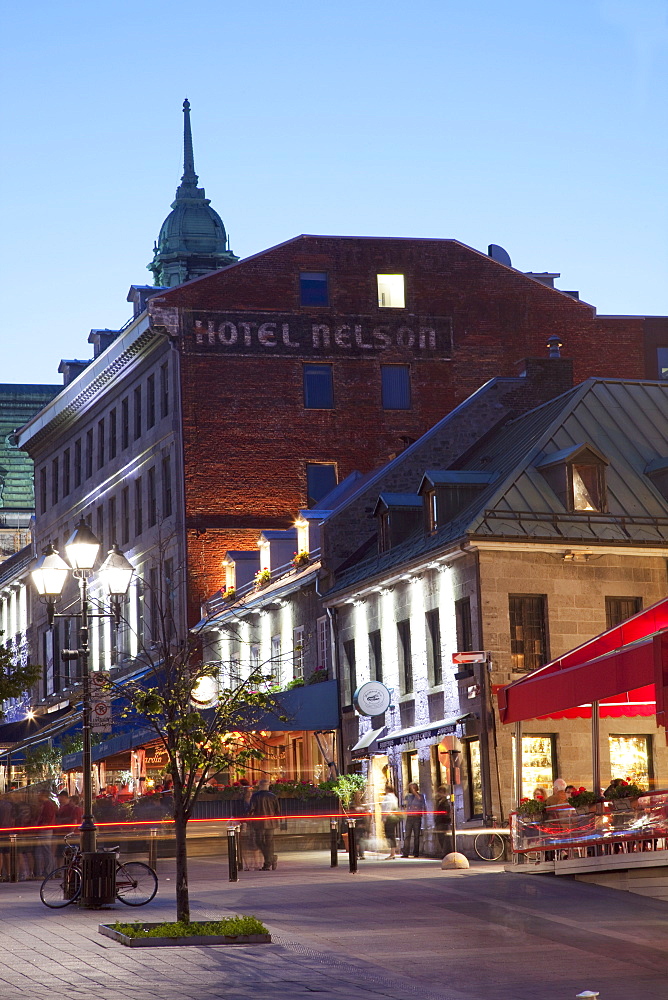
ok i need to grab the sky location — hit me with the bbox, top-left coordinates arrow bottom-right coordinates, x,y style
1,0 -> 666,385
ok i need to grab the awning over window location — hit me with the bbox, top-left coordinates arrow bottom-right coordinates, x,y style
350,726 -> 386,758
497,595 -> 668,728
377,715 -> 469,749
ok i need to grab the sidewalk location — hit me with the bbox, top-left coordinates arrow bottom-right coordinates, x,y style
1,850 -> 668,1000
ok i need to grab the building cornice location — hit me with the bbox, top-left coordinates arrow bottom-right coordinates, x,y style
17,314 -> 165,454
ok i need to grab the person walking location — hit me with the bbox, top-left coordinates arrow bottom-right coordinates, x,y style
238,784 -> 260,870
380,784 -> 400,859
433,784 -> 451,856
34,791 -> 58,877
248,779 -> 281,870
402,782 -> 426,858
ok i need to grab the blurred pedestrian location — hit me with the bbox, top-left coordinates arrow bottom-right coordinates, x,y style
433,784 -> 451,856
238,784 -> 261,870
249,779 -> 280,870
402,782 -> 426,858
34,791 -> 57,877
380,784 -> 400,859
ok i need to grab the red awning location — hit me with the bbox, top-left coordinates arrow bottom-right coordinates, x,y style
497,595 -> 668,727
536,684 -> 656,720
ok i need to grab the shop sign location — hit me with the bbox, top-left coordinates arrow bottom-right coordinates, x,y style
191,313 -> 452,358
144,747 -> 169,768
353,681 -> 392,717
91,670 -> 111,733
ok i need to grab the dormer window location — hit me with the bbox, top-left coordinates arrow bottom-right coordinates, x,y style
537,444 -> 608,513
418,471 -> 497,532
374,494 -> 422,553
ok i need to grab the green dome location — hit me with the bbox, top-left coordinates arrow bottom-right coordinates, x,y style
148,101 -> 238,287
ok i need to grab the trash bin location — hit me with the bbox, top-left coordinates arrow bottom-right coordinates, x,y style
80,852 -> 116,907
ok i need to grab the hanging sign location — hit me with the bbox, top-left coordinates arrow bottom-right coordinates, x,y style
90,670 -> 112,733
353,681 -> 392,717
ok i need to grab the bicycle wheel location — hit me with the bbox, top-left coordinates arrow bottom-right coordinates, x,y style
474,833 -> 505,862
115,861 -> 158,906
40,866 -> 82,908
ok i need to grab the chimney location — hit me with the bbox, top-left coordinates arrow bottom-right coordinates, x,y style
515,337 -> 574,402
58,359 -> 91,386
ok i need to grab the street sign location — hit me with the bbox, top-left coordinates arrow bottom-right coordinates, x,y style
90,670 -> 112,733
452,651 -> 486,663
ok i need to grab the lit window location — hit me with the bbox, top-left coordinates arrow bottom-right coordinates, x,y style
377,274 -> 405,308
381,365 -> 411,409
657,347 -> 668,379
300,272 -> 329,306
303,364 -> 333,408
572,464 -> 604,511
608,735 -> 652,787
509,595 -> 548,672
293,626 -> 304,680
306,463 -> 337,507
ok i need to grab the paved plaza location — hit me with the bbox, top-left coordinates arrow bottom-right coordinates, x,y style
0,851 -> 667,1000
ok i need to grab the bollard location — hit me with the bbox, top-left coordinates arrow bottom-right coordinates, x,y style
330,819 -> 338,867
148,828 -> 158,871
227,826 -> 238,882
347,819 -> 358,874
9,835 -> 17,883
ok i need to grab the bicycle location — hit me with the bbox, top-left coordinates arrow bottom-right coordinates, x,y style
40,833 -> 158,909
473,821 -> 510,862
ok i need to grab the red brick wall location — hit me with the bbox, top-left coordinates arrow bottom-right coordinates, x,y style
157,236 -> 650,615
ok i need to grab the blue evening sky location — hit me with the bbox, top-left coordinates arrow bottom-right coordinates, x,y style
1,0 -> 666,385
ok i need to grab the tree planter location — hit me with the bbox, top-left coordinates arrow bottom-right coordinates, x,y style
610,798 -> 634,812
99,923 -> 271,948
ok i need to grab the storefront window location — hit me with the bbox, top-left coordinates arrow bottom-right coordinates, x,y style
465,739 -> 483,816
512,734 -> 556,798
608,735 -> 652,787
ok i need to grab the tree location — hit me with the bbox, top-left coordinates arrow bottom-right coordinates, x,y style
0,639 -> 42,721
108,560 -> 279,923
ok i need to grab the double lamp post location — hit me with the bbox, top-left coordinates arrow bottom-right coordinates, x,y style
31,519 -> 134,862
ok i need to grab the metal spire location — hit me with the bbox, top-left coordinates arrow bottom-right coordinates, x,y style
181,98 -> 198,187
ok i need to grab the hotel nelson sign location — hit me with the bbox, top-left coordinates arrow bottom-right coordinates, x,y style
190,313 -> 452,358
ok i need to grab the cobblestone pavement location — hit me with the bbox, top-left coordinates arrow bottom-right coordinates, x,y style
1,851 -> 667,1000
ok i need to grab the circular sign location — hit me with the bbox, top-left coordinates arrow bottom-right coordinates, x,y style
353,681 -> 391,717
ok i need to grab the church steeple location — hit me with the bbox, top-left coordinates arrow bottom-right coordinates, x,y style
148,100 -> 238,287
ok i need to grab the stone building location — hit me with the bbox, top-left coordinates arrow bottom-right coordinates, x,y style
321,370 -> 668,840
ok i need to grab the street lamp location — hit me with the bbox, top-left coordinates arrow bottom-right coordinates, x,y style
31,519 -> 134,856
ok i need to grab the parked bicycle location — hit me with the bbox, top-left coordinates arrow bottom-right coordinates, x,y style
40,833 -> 158,909
473,821 -> 510,862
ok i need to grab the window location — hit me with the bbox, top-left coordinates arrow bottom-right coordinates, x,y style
121,486 -> 130,545
464,739 -> 484,817
426,490 -> 438,532
316,616 -> 330,674
85,430 -> 93,479
293,626 -> 304,681
108,496 -> 116,545
425,609 -> 442,686
306,462 -> 337,507
96,504 -> 104,550
121,398 -> 129,449
63,448 -> 71,497
658,347 -> 668,380
369,629 -> 383,683
147,374 -> 156,429
303,364 -> 333,408
512,734 -> 557,798
94,420 -> 104,470
397,619 -> 413,693
381,365 -> 411,409
51,458 -> 59,505
378,511 -> 392,553
608,735 -> 652,787
147,467 -> 157,527
455,597 -> 473,652
271,634 -> 282,685
74,439 -> 82,488
134,387 -> 142,441
605,596 -> 642,630
39,468 -> 47,515
377,274 -> 405,308
300,272 -> 329,306
572,464 -> 605,511
164,557 -> 175,639
342,639 -> 356,705
134,479 -> 143,536
509,595 -> 548,672
109,408 -> 117,459
160,362 -> 169,418
162,455 -> 172,517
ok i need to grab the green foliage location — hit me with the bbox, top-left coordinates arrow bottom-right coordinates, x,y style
322,773 -> 366,810
112,915 -> 268,938
0,648 -> 42,721
567,789 -> 602,809
516,797 -> 546,817
605,781 -> 645,800
305,667 -> 328,685
24,732 -> 97,781
285,677 -> 304,689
